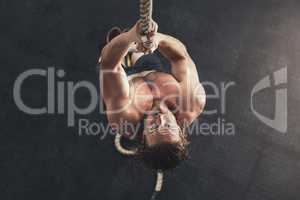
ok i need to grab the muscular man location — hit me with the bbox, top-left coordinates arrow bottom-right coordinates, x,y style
99,21 -> 206,170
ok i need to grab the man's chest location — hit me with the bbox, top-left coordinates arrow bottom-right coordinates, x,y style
129,72 -> 181,113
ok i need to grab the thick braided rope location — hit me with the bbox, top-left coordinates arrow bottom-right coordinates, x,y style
114,133 -> 164,199
139,0 -> 155,51
114,133 -> 137,156
139,0 -> 153,35
110,1 -> 161,197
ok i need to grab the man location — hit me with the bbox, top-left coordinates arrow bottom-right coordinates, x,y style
99,21 -> 206,170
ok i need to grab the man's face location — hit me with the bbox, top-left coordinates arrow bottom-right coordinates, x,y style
143,102 -> 182,146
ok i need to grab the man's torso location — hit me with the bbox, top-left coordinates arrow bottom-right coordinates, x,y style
106,70 -> 203,137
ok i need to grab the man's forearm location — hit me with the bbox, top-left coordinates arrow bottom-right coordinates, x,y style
157,33 -> 188,62
100,30 -> 135,68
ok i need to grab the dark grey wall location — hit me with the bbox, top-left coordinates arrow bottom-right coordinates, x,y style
1,0 -> 300,200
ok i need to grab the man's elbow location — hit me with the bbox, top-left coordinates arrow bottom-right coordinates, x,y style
159,41 -> 188,61
99,46 -> 109,66
99,54 -> 116,70
100,58 -> 112,69
195,84 -> 206,113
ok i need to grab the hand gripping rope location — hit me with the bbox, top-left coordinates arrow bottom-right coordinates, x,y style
139,0 -> 156,51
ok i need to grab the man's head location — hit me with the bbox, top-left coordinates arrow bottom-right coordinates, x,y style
137,102 -> 189,170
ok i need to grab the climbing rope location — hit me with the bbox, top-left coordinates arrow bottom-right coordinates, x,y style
113,1 -> 164,199
150,170 -> 164,200
139,0 -> 153,35
114,133 -> 137,156
114,133 -> 164,200
139,0 -> 155,51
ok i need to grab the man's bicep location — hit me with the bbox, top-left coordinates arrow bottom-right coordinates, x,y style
170,55 -> 199,83
100,64 -> 130,102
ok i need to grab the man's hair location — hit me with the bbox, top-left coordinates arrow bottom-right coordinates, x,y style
137,133 -> 189,170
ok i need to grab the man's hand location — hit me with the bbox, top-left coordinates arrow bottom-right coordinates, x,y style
129,20 -> 159,53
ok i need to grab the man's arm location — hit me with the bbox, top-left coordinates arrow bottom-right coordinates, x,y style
156,33 -> 199,83
156,32 -> 206,126
100,31 -> 135,70
99,27 -> 137,110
